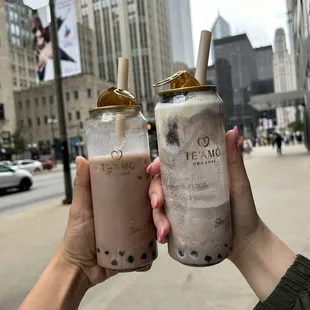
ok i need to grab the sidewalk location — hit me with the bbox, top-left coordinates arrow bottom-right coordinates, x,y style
1,144 -> 310,310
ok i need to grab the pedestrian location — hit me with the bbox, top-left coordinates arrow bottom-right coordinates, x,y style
274,133 -> 283,155
19,128 -> 310,310
290,133 -> 295,145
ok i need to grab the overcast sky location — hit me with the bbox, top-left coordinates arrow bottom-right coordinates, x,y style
190,0 -> 289,59
24,0 -> 289,61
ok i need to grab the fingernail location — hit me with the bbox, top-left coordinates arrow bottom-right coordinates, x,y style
158,225 -> 165,238
146,164 -> 152,174
151,194 -> 158,209
157,235 -> 162,243
75,157 -> 80,176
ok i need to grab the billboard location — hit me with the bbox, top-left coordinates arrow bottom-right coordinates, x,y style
31,0 -> 81,81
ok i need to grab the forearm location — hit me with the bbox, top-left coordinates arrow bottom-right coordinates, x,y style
232,222 -> 296,301
19,246 -> 90,310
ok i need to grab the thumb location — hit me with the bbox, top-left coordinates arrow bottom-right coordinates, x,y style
70,156 -> 92,217
226,128 -> 251,195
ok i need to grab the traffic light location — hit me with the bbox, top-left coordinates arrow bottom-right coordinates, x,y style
147,122 -> 156,134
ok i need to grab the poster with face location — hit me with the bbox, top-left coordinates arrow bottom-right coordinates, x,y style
31,0 -> 81,81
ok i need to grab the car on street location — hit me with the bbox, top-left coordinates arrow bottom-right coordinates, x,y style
39,157 -> 55,170
12,159 -> 43,173
0,160 -> 13,166
0,163 -> 33,192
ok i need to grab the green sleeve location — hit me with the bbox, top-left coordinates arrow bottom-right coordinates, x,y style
254,255 -> 310,310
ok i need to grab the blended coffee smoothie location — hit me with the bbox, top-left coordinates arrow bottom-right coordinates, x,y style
89,152 -> 157,271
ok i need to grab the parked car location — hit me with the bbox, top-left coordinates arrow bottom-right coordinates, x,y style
0,161 -> 13,166
39,157 -> 55,170
12,159 -> 43,173
0,163 -> 33,192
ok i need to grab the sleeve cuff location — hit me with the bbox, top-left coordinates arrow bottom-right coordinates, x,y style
254,255 -> 310,309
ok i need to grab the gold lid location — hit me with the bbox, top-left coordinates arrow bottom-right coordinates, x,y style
158,85 -> 216,95
96,87 -> 136,108
153,70 -> 200,89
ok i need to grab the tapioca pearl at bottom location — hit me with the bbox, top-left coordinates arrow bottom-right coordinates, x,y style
127,256 -> 135,264
191,251 -> 198,258
152,251 -> 157,259
104,250 -> 109,255
178,250 -> 185,257
141,253 -> 147,260
111,260 -> 118,266
119,250 -> 125,256
149,241 -> 154,248
217,254 -> 223,259
96,248 -> 100,253
204,255 -> 212,263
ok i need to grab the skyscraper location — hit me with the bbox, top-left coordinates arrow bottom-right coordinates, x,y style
253,45 -> 274,95
211,11 -> 232,63
273,28 -> 297,93
77,0 -> 173,118
211,11 -> 232,40
168,0 -> 194,68
214,34 -> 258,132
255,46 -> 273,81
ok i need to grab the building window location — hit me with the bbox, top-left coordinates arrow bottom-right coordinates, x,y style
37,117 -> 41,125
76,111 -> 80,120
0,103 -> 4,120
28,118 -> 32,127
18,101 -> 22,110
68,112 -> 72,121
13,77 -> 17,86
87,88 -> 92,98
66,92 -> 70,101
50,95 -> 54,104
26,99 -> 30,108
44,116 -> 48,124
35,98 -> 38,107
74,91 -> 79,100
20,119 -> 24,127
42,97 -> 46,105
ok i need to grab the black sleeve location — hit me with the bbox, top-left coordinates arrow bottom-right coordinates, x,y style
254,255 -> 310,310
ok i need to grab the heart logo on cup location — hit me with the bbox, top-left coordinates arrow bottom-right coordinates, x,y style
197,136 -> 210,148
111,150 -> 123,160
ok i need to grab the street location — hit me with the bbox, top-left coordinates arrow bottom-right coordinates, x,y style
0,166 -> 76,214
1,145 -> 310,310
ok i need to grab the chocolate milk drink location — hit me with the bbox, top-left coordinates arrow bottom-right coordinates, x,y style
85,58 -> 157,271
154,53 -> 232,266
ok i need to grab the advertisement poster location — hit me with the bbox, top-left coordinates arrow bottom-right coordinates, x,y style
32,0 -> 81,81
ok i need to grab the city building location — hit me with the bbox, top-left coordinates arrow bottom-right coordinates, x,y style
211,12 -> 232,63
211,11 -> 232,40
77,0 -> 173,118
253,45 -> 274,95
168,0 -> 194,68
206,65 -> 216,85
214,33 -> 258,133
255,45 -> 273,81
214,58 -> 233,130
5,0 -> 33,48
14,75 -> 112,157
273,28 -> 297,93
287,0 -> 310,149
10,45 -> 37,90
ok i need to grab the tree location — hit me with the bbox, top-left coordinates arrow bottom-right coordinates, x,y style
288,120 -> 304,132
12,128 -> 27,155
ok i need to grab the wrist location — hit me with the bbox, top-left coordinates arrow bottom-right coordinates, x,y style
231,222 -> 296,301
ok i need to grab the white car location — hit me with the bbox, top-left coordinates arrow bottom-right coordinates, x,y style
0,163 -> 33,192
12,159 -> 43,173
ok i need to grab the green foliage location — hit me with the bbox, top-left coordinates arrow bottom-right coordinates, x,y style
12,128 -> 27,154
288,120 -> 304,132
